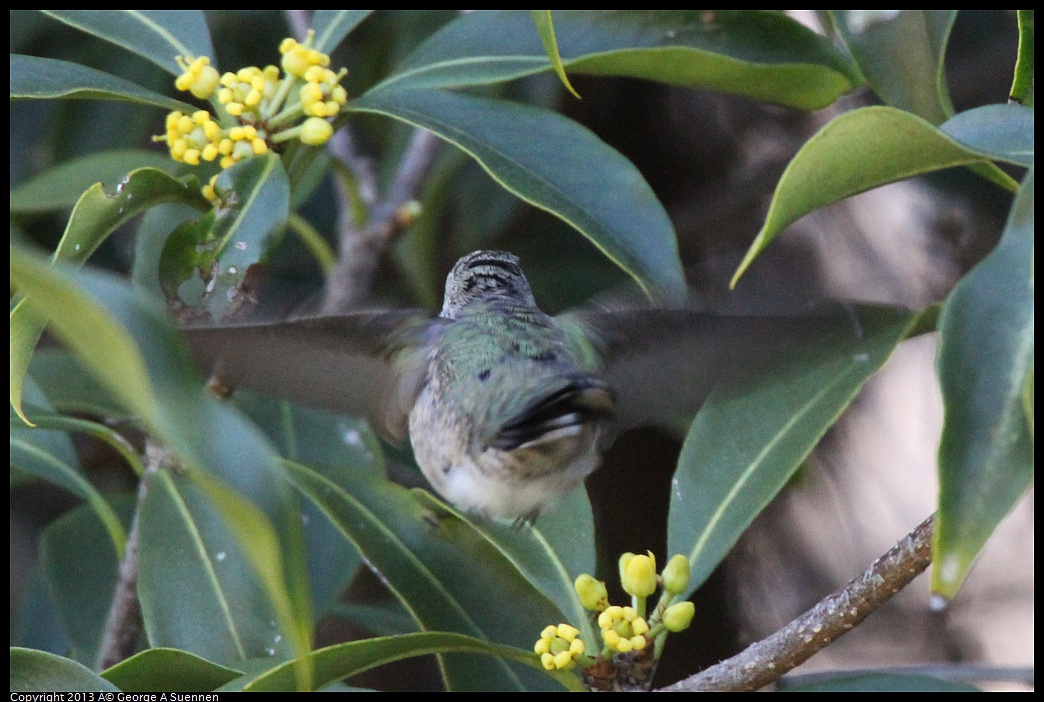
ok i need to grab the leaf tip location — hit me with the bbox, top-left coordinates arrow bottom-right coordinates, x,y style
11,398 -> 37,427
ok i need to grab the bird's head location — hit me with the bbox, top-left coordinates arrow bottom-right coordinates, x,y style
440,250 -> 537,319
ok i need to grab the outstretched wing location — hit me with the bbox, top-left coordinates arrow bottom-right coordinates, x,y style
560,304 -> 910,433
183,311 -> 438,441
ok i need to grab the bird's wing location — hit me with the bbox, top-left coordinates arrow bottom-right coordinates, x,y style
560,304 -> 911,433
182,311 -> 438,441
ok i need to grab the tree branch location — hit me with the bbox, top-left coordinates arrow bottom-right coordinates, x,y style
322,129 -> 442,312
95,442 -> 169,670
658,514 -> 936,692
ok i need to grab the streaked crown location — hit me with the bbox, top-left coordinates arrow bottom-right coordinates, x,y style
440,250 -> 537,318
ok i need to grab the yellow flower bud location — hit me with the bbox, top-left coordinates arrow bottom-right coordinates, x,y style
540,652 -> 555,670
177,114 -> 194,134
556,623 -> 579,641
175,56 -> 219,99
598,605 -> 622,629
299,117 -> 333,145
662,554 -> 691,594
621,551 -> 657,598
574,574 -> 609,611
663,601 -> 695,632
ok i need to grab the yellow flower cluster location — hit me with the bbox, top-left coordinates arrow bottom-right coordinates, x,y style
174,56 -> 219,99
534,624 -> 585,670
157,30 -> 348,200
598,605 -> 649,653
299,66 -> 349,118
162,110 -> 222,166
160,109 -> 270,171
279,36 -> 330,77
217,65 -> 281,118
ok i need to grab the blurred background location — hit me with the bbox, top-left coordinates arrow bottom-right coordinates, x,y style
10,10 -> 1032,690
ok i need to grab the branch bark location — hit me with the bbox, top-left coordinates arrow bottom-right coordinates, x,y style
658,514 -> 936,692
95,442 -> 169,670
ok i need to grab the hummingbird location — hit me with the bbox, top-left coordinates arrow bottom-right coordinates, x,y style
186,250 -> 883,521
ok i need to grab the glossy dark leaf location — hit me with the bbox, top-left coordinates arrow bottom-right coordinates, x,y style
934,169 -> 1034,599
42,10 -> 214,76
10,648 -> 120,693
10,54 -> 195,111
102,648 -> 242,693
732,106 -> 1022,286
669,306 -> 918,595
353,87 -> 685,304
384,10 -> 860,110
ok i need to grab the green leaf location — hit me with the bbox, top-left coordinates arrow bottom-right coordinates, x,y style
731,106 -> 1022,287
10,374 -> 78,468
286,461 -> 565,691
353,87 -> 685,304
137,470 -> 297,665
40,501 -> 131,666
10,568 -> 70,657
133,203 -> 204,298
160,153 -> 289,320
933,169 -> 1034,599
11,247 -> 163,428
333,602 -> 418,637
668,306 -> 918,595
10,54 -> 195,112
1010,10 -> 1034,108
11,436 -> 127,558
832,10 -> 956,124
10,648 -> 121,693
232,393 -> 378,616
940,104 -> 1035,167
10,250 -> 312,670
57,168 -> 209,264
530,11 -> 581,99
14,411 -> 145,478
102,648 -> 242,693
10,167 -> 208,424
412,490 -> 596,648
533,486 -> 596,589
382,10 -> 860,110
42,10 -> 214,76
10,149 -> 180,214
312,10 -> 374,54
28,349 -> 126,419
238,632 -> 585,692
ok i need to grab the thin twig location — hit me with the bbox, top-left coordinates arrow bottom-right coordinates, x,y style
281,10 -> 443,311
658,514 -> 936,692
95,442 -> 169,670
322,129 -> 442,312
